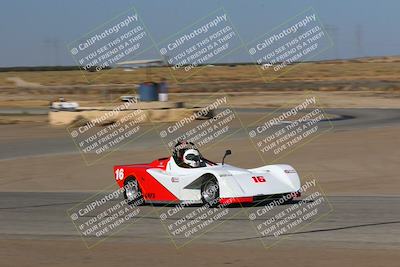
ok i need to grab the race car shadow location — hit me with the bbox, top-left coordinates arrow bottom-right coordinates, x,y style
145,199 -> 312,208
227,199 -> 313,208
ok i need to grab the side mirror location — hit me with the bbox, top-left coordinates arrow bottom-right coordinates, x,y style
222,150 -> 232,165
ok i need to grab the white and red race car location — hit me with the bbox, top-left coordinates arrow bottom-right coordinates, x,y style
114,142 -> 301,206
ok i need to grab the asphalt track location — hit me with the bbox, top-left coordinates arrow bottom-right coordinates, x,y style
0,192 -> 399,249
0,108 -> 400,251
0,108 -> 400,160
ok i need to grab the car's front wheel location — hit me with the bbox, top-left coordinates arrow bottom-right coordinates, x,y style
201,178 -> 220,207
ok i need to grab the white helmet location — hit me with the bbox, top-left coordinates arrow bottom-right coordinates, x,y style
183,149 -> 201,168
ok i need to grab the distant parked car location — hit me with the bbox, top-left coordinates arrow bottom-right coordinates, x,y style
50,97 -> 79,111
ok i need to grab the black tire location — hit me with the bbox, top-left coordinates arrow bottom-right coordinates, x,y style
123,177 -> 144,206
201,178 -> 220,207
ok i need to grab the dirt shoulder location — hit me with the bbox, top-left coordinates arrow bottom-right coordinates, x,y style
0,239 -> 398,267
0,125 -> 399,196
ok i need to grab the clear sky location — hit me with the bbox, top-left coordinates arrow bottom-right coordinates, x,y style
0,0 -> 399,67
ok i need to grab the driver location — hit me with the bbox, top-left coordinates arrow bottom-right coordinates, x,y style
182,149 -> 201,168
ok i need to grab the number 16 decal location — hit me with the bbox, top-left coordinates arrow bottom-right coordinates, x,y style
252,176 -> 266,183
115,168 -> 124,180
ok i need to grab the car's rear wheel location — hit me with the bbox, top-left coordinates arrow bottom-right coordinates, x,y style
201,178 -> 219,207
124,177 -> 144,206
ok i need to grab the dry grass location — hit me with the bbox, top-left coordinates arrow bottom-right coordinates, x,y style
0,57 -> 399,112
1,57 -> 400,87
